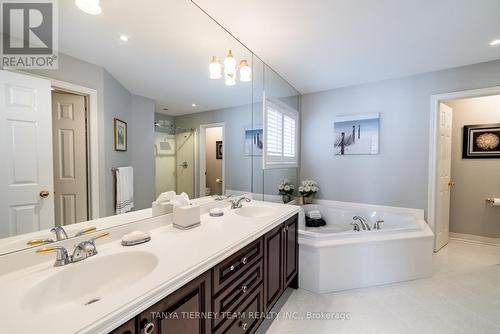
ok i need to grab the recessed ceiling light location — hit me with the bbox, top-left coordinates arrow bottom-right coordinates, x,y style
191,103 -> 197,107
120,35 -> 129,42
75,0 -> 102,15
490,39 -> 500,46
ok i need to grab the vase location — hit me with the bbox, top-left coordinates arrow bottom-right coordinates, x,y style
282,194 -> 292,204
303,195 -> 314,204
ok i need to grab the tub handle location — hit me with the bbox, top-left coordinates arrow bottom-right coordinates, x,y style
350,222 -> 360,232
374,220 -> 384,230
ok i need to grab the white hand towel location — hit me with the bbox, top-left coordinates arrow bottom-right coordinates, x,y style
116,167 -> 134,214
307,210 -> 322,219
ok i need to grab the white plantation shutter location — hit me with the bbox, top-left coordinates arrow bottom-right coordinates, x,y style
266,107 -> 283,156
263,98 -> 299,169
283,115 -> 295,158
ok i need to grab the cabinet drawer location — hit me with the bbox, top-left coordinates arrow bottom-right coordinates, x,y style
214,284 -> 264,334
213,239 -> 262,294
213,260 -> 263,328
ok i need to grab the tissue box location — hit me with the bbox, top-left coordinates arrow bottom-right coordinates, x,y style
173,204 -> 201,229
152,201 -> 174,217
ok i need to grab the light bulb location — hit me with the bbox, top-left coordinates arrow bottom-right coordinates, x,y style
75,0 -> 102,15
225,73 -> 236,86
224,50 -> 237,76
239,60 -> 251,82
209,56 -> 222,79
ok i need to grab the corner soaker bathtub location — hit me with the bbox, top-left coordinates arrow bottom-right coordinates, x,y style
298,200 -> 434,293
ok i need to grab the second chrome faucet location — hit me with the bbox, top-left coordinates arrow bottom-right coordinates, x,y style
36,232 -> 109,267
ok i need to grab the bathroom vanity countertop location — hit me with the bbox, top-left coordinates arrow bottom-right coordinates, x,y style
0,200 -> 300,334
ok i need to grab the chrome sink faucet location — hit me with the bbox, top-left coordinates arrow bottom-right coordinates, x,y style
353,216 -> 371,231
373,220 -> 384,230
230,197 -> 251,209
213,194 -> 232,201
36,232 -> 109,267
27,226 -> 97,246
51,226 -> 69,241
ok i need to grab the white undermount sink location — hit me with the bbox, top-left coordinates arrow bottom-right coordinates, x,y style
21,251 -> 158,314
234,205 -> 276,218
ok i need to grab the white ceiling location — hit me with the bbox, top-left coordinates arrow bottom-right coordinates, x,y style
194,0 -> 500,94
59,0 -> 254,115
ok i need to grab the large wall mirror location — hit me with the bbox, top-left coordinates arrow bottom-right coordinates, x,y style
0,1 -> 300,255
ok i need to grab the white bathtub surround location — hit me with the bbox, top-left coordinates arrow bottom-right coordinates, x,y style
268,240 -> 500,334
297,200 -> 434,293
0,199 -> 299,334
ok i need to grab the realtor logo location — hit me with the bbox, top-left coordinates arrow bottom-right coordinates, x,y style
1,0 -> 58,69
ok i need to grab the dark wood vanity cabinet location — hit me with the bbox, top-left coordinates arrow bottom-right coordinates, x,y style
284,215 -> 299,287
137,271 -> 212,334
109,214 -> 298,334
263,214 -> 299,311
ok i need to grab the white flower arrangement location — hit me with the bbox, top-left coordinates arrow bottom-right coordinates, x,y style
278,179 -> 295,195
298,179 -> 319,197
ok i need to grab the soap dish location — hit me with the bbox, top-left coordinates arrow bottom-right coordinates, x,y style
209,208 -> 224,217
121,231 -> 151,246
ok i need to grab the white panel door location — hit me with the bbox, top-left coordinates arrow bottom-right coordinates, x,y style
52,92 -> 88,226
0,70 -> 54,238
435,103 -> 453,251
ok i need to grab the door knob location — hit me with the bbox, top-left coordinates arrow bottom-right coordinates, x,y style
448,181 -> 455,187
39,190 -> 50,198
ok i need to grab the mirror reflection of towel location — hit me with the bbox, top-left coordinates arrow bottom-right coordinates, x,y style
116,167 -> 134,214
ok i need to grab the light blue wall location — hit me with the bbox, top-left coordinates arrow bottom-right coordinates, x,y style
301,59 -> 500,211
28,53 -> 155,217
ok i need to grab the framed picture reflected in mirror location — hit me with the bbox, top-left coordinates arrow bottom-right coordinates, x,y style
463,124 -> 500,159
114,118 -> 128,151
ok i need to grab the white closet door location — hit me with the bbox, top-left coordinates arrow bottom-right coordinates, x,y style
0,70 -> 54,238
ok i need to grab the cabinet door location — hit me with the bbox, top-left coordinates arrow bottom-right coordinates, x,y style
138,271 -> 212,334
284,215 -> 299,286
263,225 -> 284,311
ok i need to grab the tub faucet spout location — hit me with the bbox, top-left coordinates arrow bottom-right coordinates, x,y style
353,216 -> 371,231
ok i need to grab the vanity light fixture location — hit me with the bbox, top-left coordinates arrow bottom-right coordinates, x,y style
209,56 -> 222,79
225,73 -> 236,86
490,39 -> 500,46
224,50 -> 237,76
239,60 -> 251,82
75,0 -> 102,15
209,50 -> 251,86
120,35 -> 129,42
192,103 -> 197,107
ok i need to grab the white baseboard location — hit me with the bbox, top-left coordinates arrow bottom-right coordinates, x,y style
449,232 -> 500,247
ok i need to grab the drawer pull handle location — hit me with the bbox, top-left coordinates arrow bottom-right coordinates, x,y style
143,322 -> 155,334
241,285 -> 248,293
230,265 -> 235,271
242,322 -> 248,331
242,257 -> 247,265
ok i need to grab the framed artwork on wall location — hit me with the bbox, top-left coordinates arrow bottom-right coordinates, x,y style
334,113 -> 379,155
216,140 -> 223,159
463,124 -> 500,159
245,128 -> 263,156
114,118 -> 128,151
